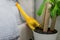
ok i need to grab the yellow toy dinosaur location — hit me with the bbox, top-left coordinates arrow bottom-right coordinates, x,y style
16,2 -> 41,30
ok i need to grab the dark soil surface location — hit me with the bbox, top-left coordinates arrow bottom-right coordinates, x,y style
34,27 -> 57,34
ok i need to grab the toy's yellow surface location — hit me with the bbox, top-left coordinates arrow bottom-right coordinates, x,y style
16,2 -> 41,30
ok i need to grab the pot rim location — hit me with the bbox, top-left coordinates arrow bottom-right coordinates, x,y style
33,29 -> 58,35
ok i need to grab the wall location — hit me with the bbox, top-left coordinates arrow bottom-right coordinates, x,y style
18,0 -> 34,18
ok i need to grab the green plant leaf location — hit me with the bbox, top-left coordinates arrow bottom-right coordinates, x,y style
37,3 -> 45,16
56,9 -> 60,16
50,0 -> 55,3
56,1 -> 60,16
57,1 -> 60,8
50,5 -> 58,17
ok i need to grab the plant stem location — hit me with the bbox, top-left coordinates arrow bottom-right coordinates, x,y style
50,16 -> 56,31
43,2 -> 50,32
41,7 -> 46,29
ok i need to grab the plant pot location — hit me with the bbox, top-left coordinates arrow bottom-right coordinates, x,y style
33,28 -> 58,40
